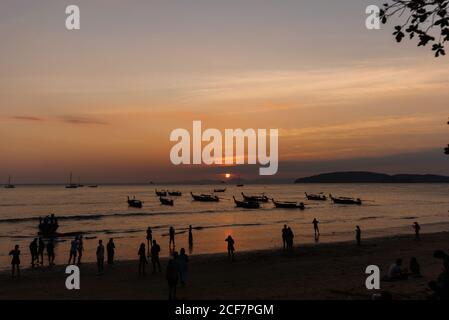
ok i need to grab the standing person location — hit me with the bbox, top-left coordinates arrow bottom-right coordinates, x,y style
287,227 -> 294,250
96,240 -> 105,275
29,238 -> 38,267
178,248 -> 189,286
107,238 -> 115,264
47,239 -> 55,266
225,235 -> 235,261
138,243 -> 147,276
151,240 -> 162,273
9,245 -> 21,277
38,237 -> 45,265
413,222 -> 421,241
68,236 -> 78,265
282,225 -> 288,250
77,235 -> 84,265
166,252 -> 180,300
169,226 -> 175,248
188,225 -> 193,249
146,227 -> 153,256
312,218 -> 320,238
355,226 -> 361,246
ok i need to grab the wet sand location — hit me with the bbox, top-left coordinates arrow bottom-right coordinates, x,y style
1,231 -> 448,300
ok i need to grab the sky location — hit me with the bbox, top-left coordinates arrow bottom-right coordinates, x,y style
0,0 -> 448,183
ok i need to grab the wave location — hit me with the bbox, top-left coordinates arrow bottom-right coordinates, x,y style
0,208 -> 242,225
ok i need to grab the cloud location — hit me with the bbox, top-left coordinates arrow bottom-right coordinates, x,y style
13,115 -> 45,121
61,116 -> 108,125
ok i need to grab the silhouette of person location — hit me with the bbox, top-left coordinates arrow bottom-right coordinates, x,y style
312,218 -> 320,238
355,226 -> 361,246
146,227 -> 153,256
413,222 -> 421,241
77,235 -> 84,265
68,236 -> 78,264
9,245 -> 20,277
169,226 -> 175,248
47,239 -> 55,266
178,248 -> 189,286
151,240 -> 162,273
29,238 -> 38,267
428,250 -> 449,299
225,235 -> 235,261
188,225 -> 193,248
287,227 -> 294,249
387,258 -> 407,280
282,225 -> 288,250
38,237 -> 45,265
107,238 -> 115,264
166,251 -> 180,300
138,243 -> 147,276
96,240 -> 105,275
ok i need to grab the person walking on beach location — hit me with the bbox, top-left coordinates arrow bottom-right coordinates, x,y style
355,226 -> 361,246
38,237 -> 45,265
68,236 -> 78,265
166,251 -> 180,300
138,243 -> 148,276
178,248 -> 189,286
312,218 -> 320,239
225,235 -> 235,261
413,222 -> 421,241
29,238 -> 38,267
107,238 -> 115,264
188,225 -> 193,249
282,225 -> 288,250
151,239 -> 162,273
96,240 -> 105,275
146,227 -> 153,256
169,226 -> 175,248
47,239 -> 55,266
77,235 -> 84,265
9,245 -> 21,277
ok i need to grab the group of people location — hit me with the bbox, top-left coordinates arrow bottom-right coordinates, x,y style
282,225 -> 295,250
28,237 -> 55,267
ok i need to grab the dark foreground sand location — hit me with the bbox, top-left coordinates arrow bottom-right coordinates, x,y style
1,232 -> 448,300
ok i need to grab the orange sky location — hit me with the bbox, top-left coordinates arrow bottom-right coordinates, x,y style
0,1 -> 448,183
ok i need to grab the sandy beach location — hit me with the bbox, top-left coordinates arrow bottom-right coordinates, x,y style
1,231 -> 448,300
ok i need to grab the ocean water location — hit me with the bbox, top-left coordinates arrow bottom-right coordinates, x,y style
1,184 -> 448,269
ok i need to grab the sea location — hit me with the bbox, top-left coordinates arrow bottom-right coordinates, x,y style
1,184 -> 448,269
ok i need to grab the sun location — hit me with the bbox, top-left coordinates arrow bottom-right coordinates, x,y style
225,173 -> 231,179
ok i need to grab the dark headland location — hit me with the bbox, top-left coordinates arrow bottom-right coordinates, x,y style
295,171 -> 449,183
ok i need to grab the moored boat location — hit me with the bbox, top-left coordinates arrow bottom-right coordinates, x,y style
4,175 -> 15,188
65,172 -> 78,189
127,196 -> 143,208
241,192 -> 269,203
190,192 -> 220,202
168,191 -> 182,196
329,194 -> 362,205
305,192 -> 327,201
272,199 -> 305,209
214,188 -> 226,193
233,196 -> 260,209
155,189 -> 167,197
159,197 -> 174,206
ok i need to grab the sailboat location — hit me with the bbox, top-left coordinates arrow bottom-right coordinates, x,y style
4,176 -> 15,189
65,172 -> 79,189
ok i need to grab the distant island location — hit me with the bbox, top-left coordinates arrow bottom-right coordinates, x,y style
295,171 -> 449,183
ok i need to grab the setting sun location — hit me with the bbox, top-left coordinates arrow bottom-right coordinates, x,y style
225,173 -> 231,179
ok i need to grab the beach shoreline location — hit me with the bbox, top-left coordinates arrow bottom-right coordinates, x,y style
1,230 -> 448,300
